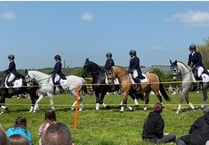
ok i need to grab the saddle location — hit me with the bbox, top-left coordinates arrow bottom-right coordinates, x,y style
5,76 -> 23,88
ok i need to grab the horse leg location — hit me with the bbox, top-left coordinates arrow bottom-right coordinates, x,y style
0,95 -> 8,114
95,91 -> 101,111
28,92 -> 38,112
33,94 -> 44,112
100,91 -> 110,109
143,91 -> 152,111
47,93 -> 55,110
201,90 -> 208,109
120,92 -> 132,112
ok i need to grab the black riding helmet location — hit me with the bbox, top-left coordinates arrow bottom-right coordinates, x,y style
8,54 -> 15,60
189,44 -> 196,51
129,50 -> 136,56
54,55 -> 61,61
106,52 -> 112,58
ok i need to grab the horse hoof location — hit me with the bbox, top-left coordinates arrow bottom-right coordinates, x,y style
71,107 -> 74,111
144,107 -> 148,111
176,111 -> 179,114
105,105 -> 110,109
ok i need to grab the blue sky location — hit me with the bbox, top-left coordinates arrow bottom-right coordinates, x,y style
1,1 -> 209,71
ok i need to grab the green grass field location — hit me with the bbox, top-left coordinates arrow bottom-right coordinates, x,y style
0,91 -> 206,145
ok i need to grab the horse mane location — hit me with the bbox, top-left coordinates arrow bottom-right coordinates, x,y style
177,61 -> 191,70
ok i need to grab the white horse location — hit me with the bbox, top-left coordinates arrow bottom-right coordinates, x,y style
170,60 -> 209,114
25,70 -> 86,112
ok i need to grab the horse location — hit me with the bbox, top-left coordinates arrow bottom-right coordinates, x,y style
0,74 -> 39,114
81,59 -> 121,111
25,70 -> 87,112
106,65 -> 171,112
170,60 -> 209,114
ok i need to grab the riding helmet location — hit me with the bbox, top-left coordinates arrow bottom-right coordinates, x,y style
106,52 -> 112,58
54,55 -> 61,61
189,44 -> 196,51
129,50 -> 136,56
154,102 -> 164,113
8,54 -> 15,60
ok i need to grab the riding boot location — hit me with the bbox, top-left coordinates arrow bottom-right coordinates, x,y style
53,86 -> 56,95
133,78 -> 141,91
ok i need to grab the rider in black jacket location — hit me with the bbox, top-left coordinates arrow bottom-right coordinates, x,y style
4,54 -> 20,86
51,55 -> 66,94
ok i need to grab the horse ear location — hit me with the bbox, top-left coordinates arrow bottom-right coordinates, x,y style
85,58 -> 89,64
169,59 -> 172,64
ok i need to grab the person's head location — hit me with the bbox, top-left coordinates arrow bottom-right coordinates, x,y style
41,122 -> 73,145
14,116 -> 27,130
54,55 -> 61,61
129,50 -> 136,57
8,54 -> 15,61
154,103 -> 164,113
45,108 -> 56,121
9,134 -> 29,145
105,52 -> 112,58
0,125 -> 8,145
203,106 -> 209,115
189,44 -> 196,52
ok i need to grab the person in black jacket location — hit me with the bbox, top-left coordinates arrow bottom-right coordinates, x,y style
4,54 -> 20,86
51,55 -> 66,94
176,106 -> 209,145
128,50 -> 145,91
188,44 -> 209,89
104,52 -> 115,71
142,103 -> 176,144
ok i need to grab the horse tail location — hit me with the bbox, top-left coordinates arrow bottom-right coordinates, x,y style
81,78 -> 88,94
159,80 -> 171,101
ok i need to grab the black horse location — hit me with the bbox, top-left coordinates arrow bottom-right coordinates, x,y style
81,59 -> 142,111
0,73 -> 39,113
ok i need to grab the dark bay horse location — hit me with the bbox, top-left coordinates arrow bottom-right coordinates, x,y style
0,74 -> 39,113
106,65 -> 171,112
82,59 -> 145,111
82,59 -> 121,110
170,60 -> 209,114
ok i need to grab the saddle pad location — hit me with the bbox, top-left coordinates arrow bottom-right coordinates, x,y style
5,79 -> 23,88
141,74 -> 148,83
202,73 -> 209,82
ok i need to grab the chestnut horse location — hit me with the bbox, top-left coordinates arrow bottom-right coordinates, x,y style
106,65 -> 170,112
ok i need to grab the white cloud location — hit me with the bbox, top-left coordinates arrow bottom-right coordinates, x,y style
81,12 -> 94,21
165,10 -> 209,27
152,45 -> 166,52
0,11 -> 16,20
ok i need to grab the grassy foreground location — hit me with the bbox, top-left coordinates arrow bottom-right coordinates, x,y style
0,91 -> 206,145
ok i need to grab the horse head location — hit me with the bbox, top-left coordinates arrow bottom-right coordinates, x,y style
170,60 -> 178,81
82,59 -> 102,78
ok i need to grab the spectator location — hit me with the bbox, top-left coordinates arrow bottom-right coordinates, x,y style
176,106 -> 209,145
41,122 -> 74,145
39,108 -> 57,145
142,103 -> 176,144
6,116 -> 32,145
0,124 -> 9,145
9,134 -> 29,145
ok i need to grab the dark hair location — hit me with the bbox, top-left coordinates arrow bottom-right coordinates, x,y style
9,134 -> 29,145
41,122 -> 73,145
0,125 -> 8,145
45,108 -> 56,121
154,103 -> 164,113
14,117 -> 27,130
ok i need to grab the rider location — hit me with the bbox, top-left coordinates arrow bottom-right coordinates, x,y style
3,54 -> 21,86
104,52 -> 115,71
51,55 -> 66,94
187,44 -> 209,89
104,52 -> 117,91
128,50 -> 145,91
